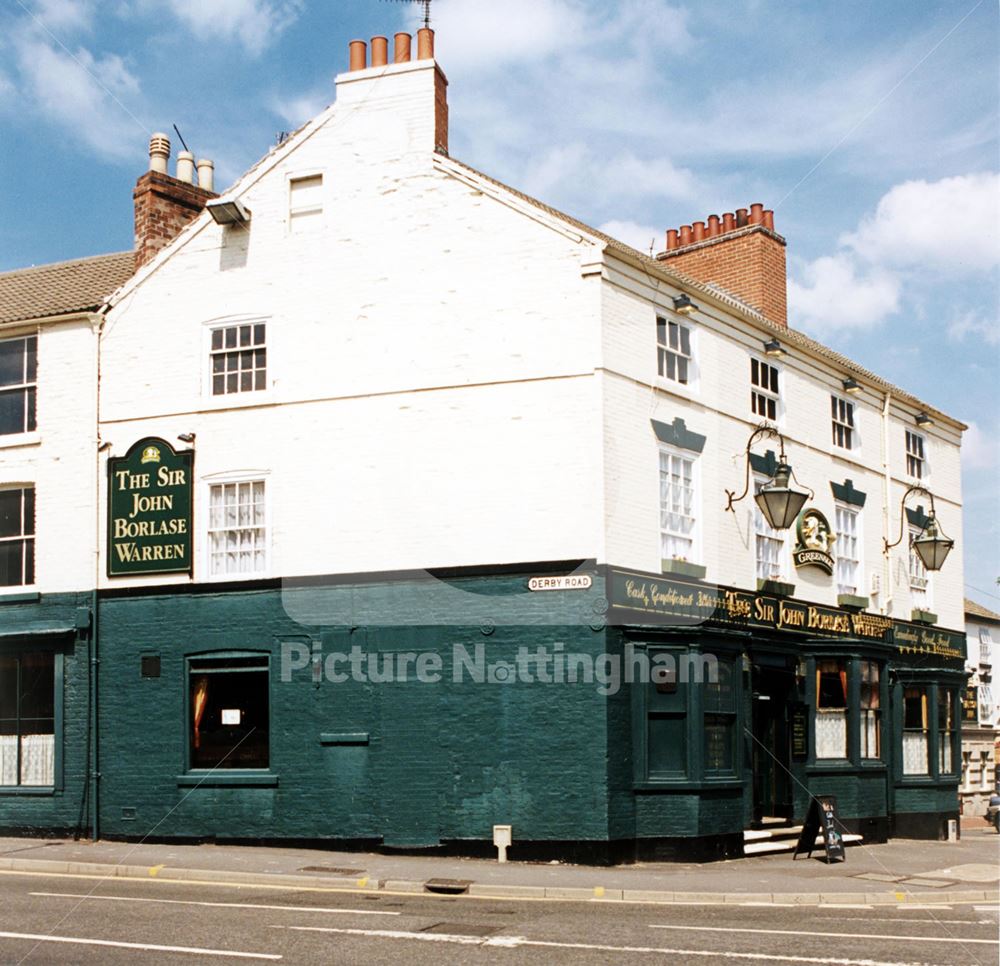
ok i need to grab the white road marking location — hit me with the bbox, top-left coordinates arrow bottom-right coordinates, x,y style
973,905 -> 999,913
0,931 -> 280,960
837,916 -> 993,925
30,891 -> 400,916
890,906 -> 952,911
274,925 -> 937,965
649,923 -> 998,945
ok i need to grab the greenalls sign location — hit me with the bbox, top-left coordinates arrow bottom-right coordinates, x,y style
793,508 -> 835,576
108,437 -> 193,576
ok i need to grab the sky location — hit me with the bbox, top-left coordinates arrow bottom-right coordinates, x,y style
0,0 -> 997,611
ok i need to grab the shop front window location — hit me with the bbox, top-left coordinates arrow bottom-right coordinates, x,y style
902,686 -> 928,775
703,658 -> 737,775
937,688 -> 955,774
644,651 -> 687,780
0,650 -> 55,786
189,656 -> 269,770
860,660 -> 880,759
815,659 -> 847,759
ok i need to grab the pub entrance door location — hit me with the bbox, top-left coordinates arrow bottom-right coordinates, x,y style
750,662 -> 795,824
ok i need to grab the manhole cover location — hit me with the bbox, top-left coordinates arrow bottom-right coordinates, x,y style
421,922 -> 498,937
298,866 -> 364,875
424,878 -> 472,895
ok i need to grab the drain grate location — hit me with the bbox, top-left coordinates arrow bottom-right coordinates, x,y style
421,922 -> 499,937
297,866 -> 365,875
424,878 -> 472,895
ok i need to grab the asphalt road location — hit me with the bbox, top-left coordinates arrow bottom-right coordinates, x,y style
0,870 -> 996,965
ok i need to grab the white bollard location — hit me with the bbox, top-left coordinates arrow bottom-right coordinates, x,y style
493,824 -> 512,863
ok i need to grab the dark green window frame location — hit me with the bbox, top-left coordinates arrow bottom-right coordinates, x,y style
0,645 -> 63,793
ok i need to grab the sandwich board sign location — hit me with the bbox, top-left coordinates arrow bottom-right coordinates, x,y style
792,794 -> 845,863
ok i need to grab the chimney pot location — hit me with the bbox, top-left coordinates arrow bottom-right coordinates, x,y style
722,212 -> 736,232
749,202 -> 764,225
176,151 -> 195,184
666,228 -> 679,251
349,39 -> 367,71
679,225 -> 693,246
763,209 -> 775,231
394,32 -> 412,63
417,26 -> 434,59
371,36 -> 388,67
196,158 -> 215,192
707,214 -> 720,237
149,133 -> 170,174
692,220 -> 705,241
736,207 -> 748,227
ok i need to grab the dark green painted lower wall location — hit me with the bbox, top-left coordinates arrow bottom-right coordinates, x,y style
0,592 -> 92,836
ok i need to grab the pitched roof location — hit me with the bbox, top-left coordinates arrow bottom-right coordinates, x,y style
440,156 -> 967,431
0,252 -> 135,325
966,597 -> 1000,623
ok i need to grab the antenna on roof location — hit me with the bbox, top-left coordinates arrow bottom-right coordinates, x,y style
172,124 -> 190,153
381,0 -> 433,28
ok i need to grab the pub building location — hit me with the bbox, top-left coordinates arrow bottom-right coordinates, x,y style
0,27 -> 968,860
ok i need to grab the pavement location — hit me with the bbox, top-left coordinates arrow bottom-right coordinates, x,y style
0,825 -> 997,909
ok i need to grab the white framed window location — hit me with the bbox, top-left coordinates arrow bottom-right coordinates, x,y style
207,480 -> 268,577
905,431 -> 925,479
656,316 -> 692,386
659,448 -> 698,562
860,660 -> 880,759
210,322 -> 266,396
831,395 -> 855,450
834,503 -> 860,596
750,357 -> 780,422
289,174 -> 323,233
0,486 -> 35,587
754,476 -> 785,581
908,525 -> 929,608
0,335 -> 37,436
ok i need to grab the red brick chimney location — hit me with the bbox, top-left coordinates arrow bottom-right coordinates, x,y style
657,204 -> 787,327
133,133 -> 217,270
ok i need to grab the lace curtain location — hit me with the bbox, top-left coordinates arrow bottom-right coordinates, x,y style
815,711 -> 847,759
0,734 -> 54,786
903,732 -> 928,775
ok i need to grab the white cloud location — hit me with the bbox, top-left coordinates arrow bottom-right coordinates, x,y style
843,173 -> 1000,274
16,37 -> 141,160
787,253 -> 900,331
947,311 -> 1000,347
962,421 -> 999,473
28,0 -> 92,30
598,220 -> 663,253
270,89 -> 330,129
163,0 -> 303,55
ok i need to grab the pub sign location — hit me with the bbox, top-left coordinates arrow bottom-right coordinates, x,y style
108,437 -> 193,576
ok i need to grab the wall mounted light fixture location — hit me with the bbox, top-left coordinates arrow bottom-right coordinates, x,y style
883,484 -> 954,571
842,377 -> 862,395
725,423 -> 812,530
177,432 -> 196,444
672,294 -> 698,315
763,338 -> 786,358
915,411 -> 934,427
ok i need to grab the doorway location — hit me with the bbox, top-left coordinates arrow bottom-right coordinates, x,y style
750,662 -> 795,824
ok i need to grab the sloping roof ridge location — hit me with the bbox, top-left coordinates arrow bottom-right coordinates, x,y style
0,249 -> 133,280
966,598 -> 1000,622
438,155 -> 966,432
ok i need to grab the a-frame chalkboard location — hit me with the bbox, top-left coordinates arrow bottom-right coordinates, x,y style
792,794 -> 846,862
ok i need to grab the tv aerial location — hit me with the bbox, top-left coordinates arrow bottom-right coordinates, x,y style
381,0 -> 433,29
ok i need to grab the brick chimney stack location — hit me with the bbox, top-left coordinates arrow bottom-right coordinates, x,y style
338,29 -> 448,156
657,204 -> 787,327
133,133 -> 217,270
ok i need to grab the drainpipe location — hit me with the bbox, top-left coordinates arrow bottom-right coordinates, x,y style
880,391 -> 892,616
90,312 -> 103,841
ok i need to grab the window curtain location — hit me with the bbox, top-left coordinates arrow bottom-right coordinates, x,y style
20,733 -> 53,785
902,732 -> 928,774
0,735 -> 16,785
815,712 -> 847,759
192,676 -> 209,749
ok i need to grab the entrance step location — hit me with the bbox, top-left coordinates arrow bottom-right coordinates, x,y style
742,827 -> 863,857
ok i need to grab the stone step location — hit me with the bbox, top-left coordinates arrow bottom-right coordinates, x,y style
743,833 -> 863,857
744,825 -> 803,842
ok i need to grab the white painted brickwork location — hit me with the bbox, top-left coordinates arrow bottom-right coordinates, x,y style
0,318 -> 98,595
96,56 -> 964,627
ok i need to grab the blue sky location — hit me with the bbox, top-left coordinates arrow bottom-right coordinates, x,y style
1,0 -> 997,610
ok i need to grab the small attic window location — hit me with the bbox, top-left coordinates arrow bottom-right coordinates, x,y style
289,174 -> 323,232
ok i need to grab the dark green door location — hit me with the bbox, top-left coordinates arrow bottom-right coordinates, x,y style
751,665 -> 794,823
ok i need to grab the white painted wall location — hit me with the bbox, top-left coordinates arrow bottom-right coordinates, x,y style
0,317 -> 98,595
